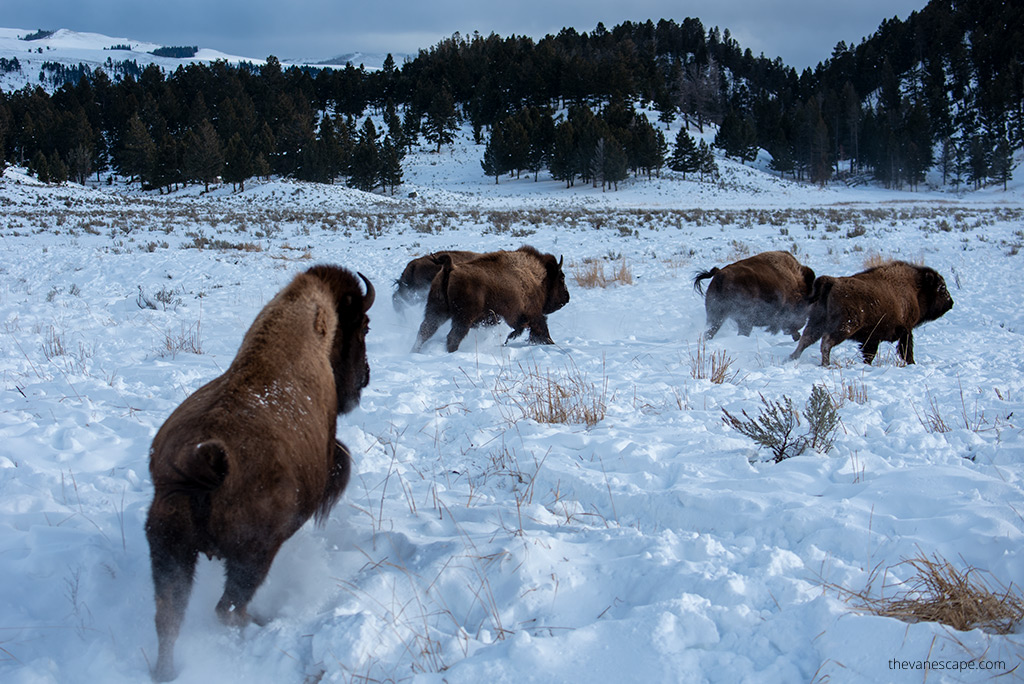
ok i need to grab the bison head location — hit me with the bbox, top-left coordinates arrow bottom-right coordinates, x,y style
918,266 -> 954,322
543,255 -> 570,314
305,265 -> 375,414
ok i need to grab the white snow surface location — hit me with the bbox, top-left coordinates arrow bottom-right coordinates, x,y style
1,121 -> 1023,684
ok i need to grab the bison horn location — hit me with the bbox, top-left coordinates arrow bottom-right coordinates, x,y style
358,272 -> 375,311
558,255 -> 564,268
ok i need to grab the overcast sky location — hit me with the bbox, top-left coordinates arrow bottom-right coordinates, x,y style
8,1 -> 926,71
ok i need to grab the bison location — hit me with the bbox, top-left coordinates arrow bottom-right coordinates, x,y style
789,260 -> 954,365
693,251 -> 816,340
145,265 -> 374,682
412,245 -> 570,352
393,250 -> 482,311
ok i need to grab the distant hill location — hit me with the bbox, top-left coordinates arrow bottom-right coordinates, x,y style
0,26 -> 333,93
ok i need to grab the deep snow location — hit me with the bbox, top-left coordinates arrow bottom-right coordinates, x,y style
1,108 -> 1023,684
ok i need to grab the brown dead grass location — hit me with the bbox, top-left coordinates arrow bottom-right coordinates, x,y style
571,258 -> 633,288
828,552 -> 1024,634
498,358 -> 608,428
689,335 -> 737,384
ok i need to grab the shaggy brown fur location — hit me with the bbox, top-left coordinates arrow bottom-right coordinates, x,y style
412,245 -> 571,352
789,260 -> 954,365
393,250 -> 483,310
145,265 -> 374,682
693,251 -> 816,340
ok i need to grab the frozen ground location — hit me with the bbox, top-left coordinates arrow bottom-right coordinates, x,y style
1,124 -> 1023,684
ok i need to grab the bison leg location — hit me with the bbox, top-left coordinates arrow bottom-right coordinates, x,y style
789,328 -> 822,361
445,319 -> 472,352
897,330 -> 915,364
819,334 -> 845,366
413,309 -> 449,352
147,518 -> 199,682
859,338 -> 881,365
703,309 -> 725,340
527,317 -> 555,345
215,549 -> 279,628
736,319 -> 754,337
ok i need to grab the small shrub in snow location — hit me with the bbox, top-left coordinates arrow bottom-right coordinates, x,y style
803,384 -> 840,453
723,394 -> 806,462
723,385 -> 840,462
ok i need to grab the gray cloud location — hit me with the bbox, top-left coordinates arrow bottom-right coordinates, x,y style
6,1 -> 924,69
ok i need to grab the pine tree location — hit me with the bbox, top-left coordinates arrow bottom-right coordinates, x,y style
602,137 -> 629,190
549,120 -> 577,187
30,149 -> 49,182
379,136 -> 403,194
48,151 -> 68,184
503,118 -> 530,179
223,133 -> 253,191
422,86 -> 458,153
187,120 -> 223,192
697,140 -> 718,181
402,107 -> 421,153
967,134 -> 990,190
348,117 -> 380,192
383,100 -> 406,152
480,124 -> 508,183
669,127 -> 699,178
118,114 -> 156,186
990,133 -> 1014,191
767,130 -> 795,179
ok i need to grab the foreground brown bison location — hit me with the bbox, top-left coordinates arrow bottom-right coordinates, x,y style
789,260 -> 953,365
393,250 -> 482,310
412,245 -> 570,352
145,265 -> 374,682
693,251 -> 816,339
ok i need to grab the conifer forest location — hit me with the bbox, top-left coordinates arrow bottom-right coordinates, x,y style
0,0 -> 1020,194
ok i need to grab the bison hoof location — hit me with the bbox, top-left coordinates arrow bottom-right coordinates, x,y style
151,660 -> 177,683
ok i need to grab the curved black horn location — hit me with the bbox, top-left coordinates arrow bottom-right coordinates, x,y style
558,255 -> 564,268
358,272 -> 375,311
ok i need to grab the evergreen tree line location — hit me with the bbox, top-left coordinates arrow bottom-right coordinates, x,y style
0,0 -> 1019,192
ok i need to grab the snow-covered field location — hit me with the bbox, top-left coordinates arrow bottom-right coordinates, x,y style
1,128 -> 1023,684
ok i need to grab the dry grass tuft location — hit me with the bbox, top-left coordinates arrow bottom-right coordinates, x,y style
829,552 -> 1024,634
498,358 -> 608,428
861,251 -> 894,269
571,258 -> 633,288
689,335 -> 737,384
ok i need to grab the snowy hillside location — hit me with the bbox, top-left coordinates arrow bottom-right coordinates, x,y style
1,92 -> 1023,684
0,26 -> 342,93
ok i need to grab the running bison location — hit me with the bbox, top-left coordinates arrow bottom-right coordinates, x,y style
412,246 -> 570,352
393,250 -> 482,310
693,251 -> 816,340
789,260 -> 954,365
145,265 -> 374,682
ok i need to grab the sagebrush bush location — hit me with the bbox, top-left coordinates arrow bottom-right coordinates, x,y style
723,384 -> 840,462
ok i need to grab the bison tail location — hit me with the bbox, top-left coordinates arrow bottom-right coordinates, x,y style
435,253 -> 455,305
808,276 -> 835,304
692,267 -> 719,296
160,441 -> 229,506
430,253 -> 454,270
314,440 -> 352,527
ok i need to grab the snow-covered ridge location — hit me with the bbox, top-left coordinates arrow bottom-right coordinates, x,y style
0,26 -> 350,93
